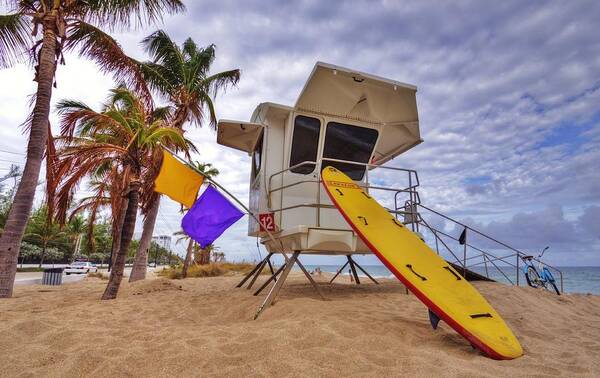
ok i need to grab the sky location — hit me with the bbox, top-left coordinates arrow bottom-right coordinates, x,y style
0,0 -> 599,267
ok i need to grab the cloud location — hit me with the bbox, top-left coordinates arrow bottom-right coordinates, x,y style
579,206 -> 600,240
1,0 -> 599,265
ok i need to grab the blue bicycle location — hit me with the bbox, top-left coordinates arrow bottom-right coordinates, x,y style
521,246 -> 560,295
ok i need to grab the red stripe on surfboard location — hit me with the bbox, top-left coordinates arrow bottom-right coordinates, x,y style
322,180 -> 513,360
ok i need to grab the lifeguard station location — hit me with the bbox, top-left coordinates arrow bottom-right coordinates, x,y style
216,62 -> 563,319
218,61 -> 421,245
216,62 -> 422,310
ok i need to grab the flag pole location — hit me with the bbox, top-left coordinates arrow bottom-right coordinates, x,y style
159,146 -> 287,257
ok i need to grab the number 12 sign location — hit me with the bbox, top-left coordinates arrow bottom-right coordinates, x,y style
259,212 -> 276,232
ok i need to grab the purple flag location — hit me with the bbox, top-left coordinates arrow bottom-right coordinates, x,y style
181,185 -> 244,248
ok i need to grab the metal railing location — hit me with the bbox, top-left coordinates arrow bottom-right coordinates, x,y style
267,157 -> 419,228
402,201 -> 563,293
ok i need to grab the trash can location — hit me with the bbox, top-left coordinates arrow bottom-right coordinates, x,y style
42,268 -> 64,285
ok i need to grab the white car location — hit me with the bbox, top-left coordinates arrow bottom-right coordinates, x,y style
64,261 -> 98,275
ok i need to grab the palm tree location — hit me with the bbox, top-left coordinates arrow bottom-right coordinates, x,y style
0,0 -> 185,298
195,244 -> 219,265
67,177 -> 110,257
140,30 -> 241,130
129,31 -> 239,282
66,213 -> 86,259
55,87 -> 190,299
173,228 -> 194,278
193,162 -> 219,178
24,207 -> 66,267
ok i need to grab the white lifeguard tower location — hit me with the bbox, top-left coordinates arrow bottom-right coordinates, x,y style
217,62 -> 424,316
217,62 -> 421,252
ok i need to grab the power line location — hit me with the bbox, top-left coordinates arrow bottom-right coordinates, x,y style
0,158 -> 24,164
0,149 -> 26,156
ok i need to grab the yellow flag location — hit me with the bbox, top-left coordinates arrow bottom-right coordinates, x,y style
154,151 -> 204,208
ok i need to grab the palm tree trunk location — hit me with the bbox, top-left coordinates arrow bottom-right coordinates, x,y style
0,23 -> 57,298
182,239 -> 193,278
200,247 -> 210,265
102,182 -> 140,300
109,197 -> 128,271
129,196 -> 160,282
39,245 -> 47,269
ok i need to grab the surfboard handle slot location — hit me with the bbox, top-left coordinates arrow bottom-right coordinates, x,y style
335,188 -> 344,196
443,266 -> 462,280
357,216 -> 368,226
470,313 -> 492,319
392,219 -> 404,228
406,264 -> 427,281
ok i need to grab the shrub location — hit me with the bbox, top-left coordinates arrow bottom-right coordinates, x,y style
87,272 -> 108,280
158,262 -> 259,279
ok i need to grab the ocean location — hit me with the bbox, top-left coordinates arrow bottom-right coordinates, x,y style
298,264 -> 600,295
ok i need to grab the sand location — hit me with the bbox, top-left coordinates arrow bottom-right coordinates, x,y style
1,271 -> 600,377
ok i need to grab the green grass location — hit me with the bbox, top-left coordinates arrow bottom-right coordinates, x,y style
158,262 -> 259,279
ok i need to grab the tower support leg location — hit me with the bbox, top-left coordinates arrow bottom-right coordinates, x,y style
347,255 -> 361,284
349,256 -> 379,285
254,252 -> 299,320
253,262 -> 286,296
329,260 -> 350,284
236,253 -> 272,288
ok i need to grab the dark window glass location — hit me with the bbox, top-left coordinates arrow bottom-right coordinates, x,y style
322,122 -> 379,180
251,130 -> 264,180
290,115 -> 321,174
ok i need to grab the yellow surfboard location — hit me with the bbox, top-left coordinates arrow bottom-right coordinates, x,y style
322,166 -> 523,360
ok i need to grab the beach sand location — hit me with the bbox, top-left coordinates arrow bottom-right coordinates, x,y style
1,272 -> 599,377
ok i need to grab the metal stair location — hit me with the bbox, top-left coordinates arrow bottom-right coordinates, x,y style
391,173 -> 563,292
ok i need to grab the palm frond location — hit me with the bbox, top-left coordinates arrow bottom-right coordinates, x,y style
199,90 -> 218,129
202,69 -> 241,97
0,12 -> 32,68
183,136 -> 198,156
137,32 -> 241,131
141,30 -> 184,82
144,126 -> 186,148
139,61 -> 175,97
56,97 -> 140,144
151,105 -> 172,121
181,37 -> 198,60
81,0 -> 185,30
90,160 -> 113,178
65,21 -> 153,107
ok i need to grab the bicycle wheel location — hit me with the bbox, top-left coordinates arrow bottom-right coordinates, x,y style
549,281 -> 561,295
542,268 -> 561,295
525,266 -> 542,288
